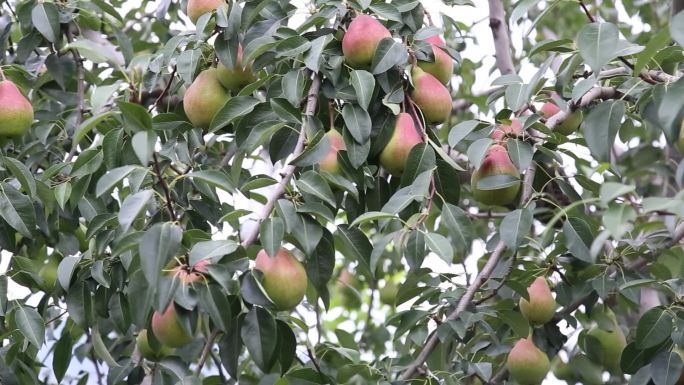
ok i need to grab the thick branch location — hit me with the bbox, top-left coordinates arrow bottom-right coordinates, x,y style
488,0 -> 515,75
239,73 -> 321,248
545,87 -> 620,129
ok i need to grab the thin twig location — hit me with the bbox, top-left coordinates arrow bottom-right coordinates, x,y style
152,153 -> 176,220
307,347 -> 325,381
195,329 -> 220,376
150,66 -> 177,112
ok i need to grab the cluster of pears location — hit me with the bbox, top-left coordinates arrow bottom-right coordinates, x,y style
506,277 -> 557,385
0,78 -> 34,137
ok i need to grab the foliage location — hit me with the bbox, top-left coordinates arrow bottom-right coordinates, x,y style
0,0 -> 683,384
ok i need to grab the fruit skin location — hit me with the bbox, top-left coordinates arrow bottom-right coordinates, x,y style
187,0 -> 224,24
470,144 -> 521,206
342,15 -> 391,68
38,256 -> 60,291
540,102 -> 582,135
519,277 -> 557,325
151,303 -> 194,348
0,80 -> 34,137
216,45 -> 257,92
319,129 -> 346,174
551,356 -> 572,381
183,68 -> 229,128
379,280 -> 398,306
411,66 -> 452,124
540,102 -> 560,119
254,248 -> 308,310
507,338 -> 550,385
586,320 -> 626,370
417,35 -> 453,85
491,118 -> 523,141
137,329 -> 173,361
379,112 -> 423,176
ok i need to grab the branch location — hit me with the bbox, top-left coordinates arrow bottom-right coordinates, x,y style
194,329 -> 220,376
488,0 -> 515,75
239,72 -> 321,248
150,66 -> 177,112
545,86 -> 620,129
152,153 -> 176,220
66,26 -> 86,162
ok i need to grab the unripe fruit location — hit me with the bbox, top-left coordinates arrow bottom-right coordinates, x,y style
417,35 -> 453,85
541,102 -> 582,135
379,112 -> 423,176
411,66 -> 452,124
379,280 -> 398,306
491,118 -> 523,141
471,145 -> 521,206
551,356 -> 572,381
38,257 -> 60,291
254,248 -> 308,310
507,338 -> 550,385
0,80 -> 34,137
519,277 -> 557,325
183,68 -> 229,128
151,303 -> 194,348
319,129 -> 346,174
137,329 -> 173,361
216,45 -> 257,92
342,15 -> 391,68
586,321 -> 626,370
187,0 -> 224,24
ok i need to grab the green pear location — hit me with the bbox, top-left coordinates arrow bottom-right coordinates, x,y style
216,45 -> 257,92
471,144 -> 521,206
556,110 -> 583,135
151,303 -> 194,348
38,256 -> 60,291
137,329 -> 173,361
254,248 -> 308,310
491,118 -> 523,141
183,68 -> 229,128
379,280 -> 398,306
586,322 -> 626,370
507,337 -> 550,385
342,15 -> 391,68
411,66 -> 452,124
0,79 -> 34,136
551,356 -> 573,381
187,0 -> 224,24
379,112 -> 423,176
417,35 -> 453,85
519,277 -> 557,325
319,129 -> 346,174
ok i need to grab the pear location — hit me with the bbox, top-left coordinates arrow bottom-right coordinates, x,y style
491,118 -> 523,141
0,79 -> 34,137
319,129 -> 346,174
151,303 -> 194,348
216,45 -> 257,92
187,0 -> 224,24
541,102 -> 582,135
254,248 -> 308,310
136,329 -> 173,361
183,68 -> 229,128
470,144 -> 521,206
507,338 -> 550,385
379,280 -> 399,306
417,35 -> 453,85
519,277 -> 557,325
540,102 -> 560,119
551,356 -> 573,381
411,66 -> 452,124
585,319 -> 626,370
342,15 -> 391,68
379,112 -> 423,176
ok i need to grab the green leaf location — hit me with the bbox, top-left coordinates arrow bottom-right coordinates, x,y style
57,255 -> 81,290
506,139 -> 533,171
636,307 -> 673,349
199,284 -> 232,332
291,130 -> 329,167
335,225 -> 372,277
440,204 -> 473,254
186,170 -> 236,193
505,83 -> 528,112
500,208 -> 533,249
296,171 -> 336,208
241,306 -> 278,373
92,326 -> 120,367
671,11 -> 684,48
342,104 -> 371,144
210,96 -> 261,132
0,276 -> 6,316
131,131 -> 156,165
400,143 -> 436,187
0,182 -> 36,238
651,351 -> 683,385
275,36 -> 311,58
139,222 -> 182,287
14,305 -> 44,347
70,148 -> 104,178
31,2 -> 59,42
65,39 -> 122,64
189,240 -> 238,265
118,190 -> 153,232
4,156 -> 37,198
95,166 -> 139,197
304,35 -> 332,72
53,332 -> 72,383
467,138 -> 494,168
260,217 -> 284,258
448,120 -> 480,147
369,4 -> 402,21
424,232 -> 453,264
577,22 -> 643,73
476,174 -> 519,190
599,182 -> 635,206
350,70 -> 375,111
563,217 -> 594,264
634,28 -> 671,74
306,229 -> 335,295
582,100 -> 625,163
54,182 -> 71,210
350,211 -> 397,227
371,38 -> 409,74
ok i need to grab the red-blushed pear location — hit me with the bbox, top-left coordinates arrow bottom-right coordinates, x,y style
342,15 -> 391,68
254,248 -> 308,310
507,338 -> 550,385
379,112 -> 423,176
411,66 -> 452,124
541,101 -> 583,135
192,259 -> 210,273
540,101 -> 561,119
187,0 -> 224,24
417,35 -> 453,85
519,277 -> 557,325
136,329 -> 173,361
319,129 -> 346,174
0,79 -> 34,137
585,310 -> 626,370
491,118 -> 523,141
151,303 -> 194,348
216,45 -> 257,92
471,145 -> 521,206
183,68 -> 229,128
